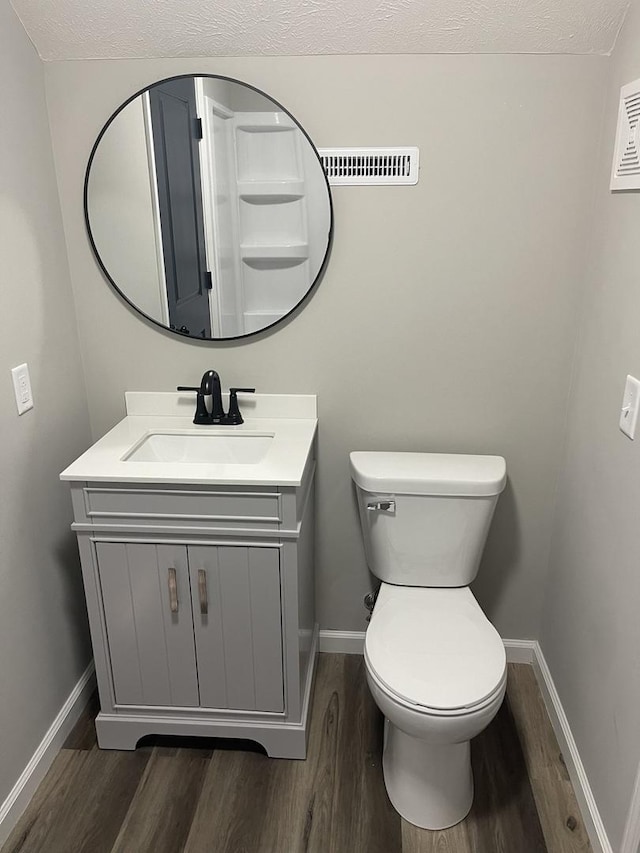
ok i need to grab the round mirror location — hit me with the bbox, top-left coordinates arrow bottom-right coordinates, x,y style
85,75 -> 333,340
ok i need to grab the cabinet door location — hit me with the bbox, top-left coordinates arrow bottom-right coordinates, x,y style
96,542 -> 199,707
188,545 -> 284,712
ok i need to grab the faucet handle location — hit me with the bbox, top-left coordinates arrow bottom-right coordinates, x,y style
176,385 -> 209,424
224,388 -> 256,425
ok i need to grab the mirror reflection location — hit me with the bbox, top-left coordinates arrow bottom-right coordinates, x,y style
85,75 -> 332,340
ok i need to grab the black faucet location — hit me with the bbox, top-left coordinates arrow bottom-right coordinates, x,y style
204,370 -> 225,424
177,371 -> 255,425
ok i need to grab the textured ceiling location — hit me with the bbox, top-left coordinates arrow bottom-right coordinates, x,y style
10,0 -> 631,60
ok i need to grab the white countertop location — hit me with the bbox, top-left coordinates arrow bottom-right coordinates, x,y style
60,393 -> 317,487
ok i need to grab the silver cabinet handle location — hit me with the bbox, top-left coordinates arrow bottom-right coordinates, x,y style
198,569 -> 208,615
168,567 -> 179,613
367,500 -> 396,512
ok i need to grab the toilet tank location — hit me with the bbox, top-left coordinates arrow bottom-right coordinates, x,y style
350,452 -> 506,587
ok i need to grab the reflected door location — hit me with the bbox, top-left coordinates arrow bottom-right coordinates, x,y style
149,78 -> 211,337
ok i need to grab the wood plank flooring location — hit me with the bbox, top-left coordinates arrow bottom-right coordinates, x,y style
3,656 -> 590,853
506,664 -> 592,853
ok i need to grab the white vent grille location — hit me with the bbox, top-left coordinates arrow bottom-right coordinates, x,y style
611,78 -> 640,191
318,147 -> 419,185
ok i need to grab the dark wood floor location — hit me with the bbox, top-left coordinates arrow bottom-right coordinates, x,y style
3,655 -> 591,853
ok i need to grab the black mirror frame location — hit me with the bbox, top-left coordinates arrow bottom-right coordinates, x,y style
83,73 -> 334,343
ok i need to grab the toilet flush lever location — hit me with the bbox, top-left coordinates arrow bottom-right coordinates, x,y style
367,500 -> 395,512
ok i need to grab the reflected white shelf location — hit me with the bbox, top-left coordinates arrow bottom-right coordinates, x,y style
241,243 -> 309,269
238,180 -> 304,203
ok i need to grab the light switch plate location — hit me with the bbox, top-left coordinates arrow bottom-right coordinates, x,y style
620,374 -> 640,439
11,363 -> 33,415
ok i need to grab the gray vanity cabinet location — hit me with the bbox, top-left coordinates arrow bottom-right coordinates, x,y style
95,542 -> 285,713
69,464 -> 317,758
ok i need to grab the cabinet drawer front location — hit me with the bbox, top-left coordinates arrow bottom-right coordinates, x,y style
83,485 -> 281,530
189,544 -> 284,713
96,542 -> 199,707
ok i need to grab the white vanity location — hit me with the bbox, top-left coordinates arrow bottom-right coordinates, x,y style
61,392 -> 317,758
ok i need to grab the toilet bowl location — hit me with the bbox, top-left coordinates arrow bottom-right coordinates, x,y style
350,451 -> 507,830
364,584 -> 506,829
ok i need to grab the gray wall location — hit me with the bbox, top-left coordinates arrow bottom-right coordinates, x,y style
0,1 -> 92,810
541,0 -> 640,847
44,55 -> 607,638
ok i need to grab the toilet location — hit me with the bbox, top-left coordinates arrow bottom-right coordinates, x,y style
350,451 -> 507,830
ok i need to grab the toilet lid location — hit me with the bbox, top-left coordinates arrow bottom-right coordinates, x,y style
350,451 -> 506,497
365,585 -> 506,711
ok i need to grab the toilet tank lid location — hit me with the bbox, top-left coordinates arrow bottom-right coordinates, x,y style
349,451 -> 506,497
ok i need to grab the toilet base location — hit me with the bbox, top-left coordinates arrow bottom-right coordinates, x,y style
382,719 -> 473,830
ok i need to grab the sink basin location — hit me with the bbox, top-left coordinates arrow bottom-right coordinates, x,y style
123,431 -> 274,464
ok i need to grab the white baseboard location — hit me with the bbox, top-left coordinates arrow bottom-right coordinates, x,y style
620,762 -> 640,853
319,629 -> 365,654
503,638 -> 537,664
319,630 -> 537,663
0,661 -> 96,846
531,642 -> 612,853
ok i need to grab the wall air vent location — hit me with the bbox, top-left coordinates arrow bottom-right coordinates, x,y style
317,147 -> 419,186
611,78 -> 640,191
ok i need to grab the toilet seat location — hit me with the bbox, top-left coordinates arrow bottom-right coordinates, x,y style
364,584 -> 506,713
365,657 -> 506,720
